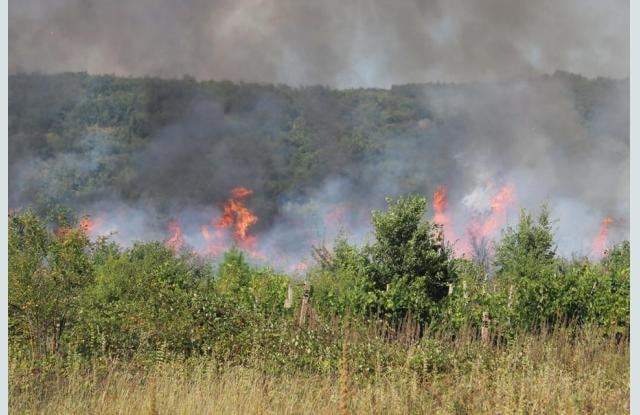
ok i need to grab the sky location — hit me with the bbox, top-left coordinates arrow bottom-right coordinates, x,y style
9,0 -> 629,87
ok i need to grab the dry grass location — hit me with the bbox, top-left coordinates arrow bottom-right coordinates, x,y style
10,328 -> 628,414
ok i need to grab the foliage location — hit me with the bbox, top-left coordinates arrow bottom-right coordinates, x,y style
73,242 -> 216,358
7,204 -> 630,374
366,196 -> 456,321
310,196 -> 457,323
9,210 -> 93,358
215,247 -> 290,314
9,72 -> 628,227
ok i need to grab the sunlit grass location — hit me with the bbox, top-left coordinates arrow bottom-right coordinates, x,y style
10,326 -> 628,414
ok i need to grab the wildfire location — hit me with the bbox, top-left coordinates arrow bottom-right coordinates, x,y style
79,217 -> 98,233
591,216 -> 614,258
433,185 -> 456,246
478,182 -> 515,236
197,186 -> 262,258
292,261 -> 308,273
324,205 -> 347,229
431,183 -> 516,258
166,220 -> 184,252
55,215 -> 102,238
200,224 -> 226,256
216,186 -> 258,242
457,182 -> 517,258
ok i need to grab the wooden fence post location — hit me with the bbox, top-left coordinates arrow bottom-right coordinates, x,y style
284,284 -> 293,309
448,283 -> 453,296
299,281 -> 312,326
481,311 -> 490,345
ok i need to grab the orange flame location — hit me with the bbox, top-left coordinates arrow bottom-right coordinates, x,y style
324,205 -> 347,228
166,220 -> 184,252
292,261 -> 308,273
199,186 -> 261,257
79,217 -> 98,234
55,215 -> 102,238
591,217 -> 614,258
433,185 -> 457,246
200,224 -> 227,256
231,186 -> 253,199
457,183 -> 517,258
216,186 -> 258,242
478,183 -> 516,237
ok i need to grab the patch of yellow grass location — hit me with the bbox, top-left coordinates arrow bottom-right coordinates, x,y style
10,329 -> 628,414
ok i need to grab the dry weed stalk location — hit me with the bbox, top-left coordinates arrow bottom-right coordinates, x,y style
339,324 -> 351,415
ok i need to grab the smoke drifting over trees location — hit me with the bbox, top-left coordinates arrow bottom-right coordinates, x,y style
9,0 -> 629,87
8,72 -> 629,267
8,1 -> 629,268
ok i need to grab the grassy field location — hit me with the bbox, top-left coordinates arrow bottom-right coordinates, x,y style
10,326 -> 628,414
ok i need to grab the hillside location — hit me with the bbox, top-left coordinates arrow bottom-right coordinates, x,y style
9,71 -> 629,260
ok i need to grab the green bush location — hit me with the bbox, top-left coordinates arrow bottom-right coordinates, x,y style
7,204 -> 630,370
311,195 -> 457,323
73,242 -> 215,358
9,211 -> 93,358
215,247 -> 290,314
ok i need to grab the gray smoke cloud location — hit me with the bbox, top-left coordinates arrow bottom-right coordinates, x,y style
8,73 -> 629,270
8,0 -> 629,270
8,75 -> 629,271
9,0 -> 629,87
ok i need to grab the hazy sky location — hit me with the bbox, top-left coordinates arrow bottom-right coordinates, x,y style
9,0 -> 629,87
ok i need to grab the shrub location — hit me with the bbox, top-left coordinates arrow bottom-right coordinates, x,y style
73,242 -> 215,358
9,211 -> 93,358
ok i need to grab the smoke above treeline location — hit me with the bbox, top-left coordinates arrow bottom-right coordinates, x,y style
9,0 -> 629,87
8,72 -> 629,272
8,0 -> 629,271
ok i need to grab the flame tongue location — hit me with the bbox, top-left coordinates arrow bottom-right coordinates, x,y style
591,216 -> 614,258
456,182 -> 517,258
433,185 -> 457,247
166,220 -> 184,252
216,186 -> 258,243
198,186 -> 261,257
479,183 -> 515,236
55,215 -> 103,237
79,217 -> 96,233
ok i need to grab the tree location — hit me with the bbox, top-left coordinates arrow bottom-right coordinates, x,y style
286,115 -> 318,193
364,195 -> 457,321
494,205 -> 556,280
493,206 -> 560,328
9,211 -> 93,358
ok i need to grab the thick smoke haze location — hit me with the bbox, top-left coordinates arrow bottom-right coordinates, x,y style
9,0 -> 629,87
9,74 -> 629,270
8,1 -> 629,270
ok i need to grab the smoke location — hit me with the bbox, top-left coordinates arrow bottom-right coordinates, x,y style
7,0 -> 630,269
416,76 -> 630,257
8,72 -> 629,269
9,0 -> 629,87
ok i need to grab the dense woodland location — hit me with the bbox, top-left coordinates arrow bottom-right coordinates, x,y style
9,71 -> 629,230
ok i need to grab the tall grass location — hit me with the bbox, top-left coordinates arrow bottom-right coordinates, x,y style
10,324 -> 628,414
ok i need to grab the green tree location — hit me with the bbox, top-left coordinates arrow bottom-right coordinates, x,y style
9,211 -> 93,358
286,116 -> 318,192
494,206 -> 560,328
216,247 -> 289,314
365,195 -> 456,321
